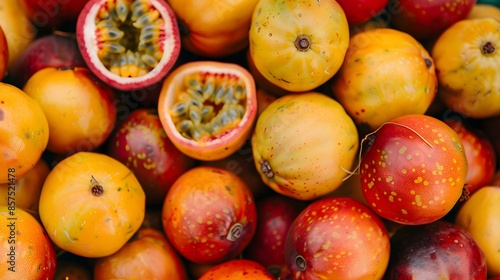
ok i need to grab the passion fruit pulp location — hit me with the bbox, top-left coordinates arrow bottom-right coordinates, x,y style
158,61 -> 257,161
76,0 -> 181,91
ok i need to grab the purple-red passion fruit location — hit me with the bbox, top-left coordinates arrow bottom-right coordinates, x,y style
76,0 -> 181,91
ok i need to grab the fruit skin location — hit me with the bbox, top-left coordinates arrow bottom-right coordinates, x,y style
19,0 -> 88,29
389,0 -> 477,41
93,228 -> 188,280
162,166 -> 257,264
106,108 -> 197,206
335,0 -> 389,25
23,67 -> 117,155
251,92 -> 359,201
331,28 -> 438,132
360,114 -> 468,225
76,0 -> 181,91
0,83 -> 49,184
0,159 -> 50,215
0,0 -> 36,70
249,0 -> 350,92
38,151 -> 146,258
282,197 -> 390,280
431,18 -> 500,119
157,61 -> 258,161
244,195 -> 307,278
455,185 -> 500,277
9,32 -> 86,88
199,259 -> 275,280
0,206 -> 57,280
385,220 -> 487,279
445,119 -> 496,194
0,25 -> 8,80
167,0 -> 260,58
467,3 -> 500,21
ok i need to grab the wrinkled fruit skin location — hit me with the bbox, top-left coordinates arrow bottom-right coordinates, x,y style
106,108 -> 197,206
9,33 -> 86,88
162,166 -> 257,264
360,114 -> 468,225
244,195 -> 307,278
390,0 -> 477,41
385,220 -> 487,279
283,197 -> 390,280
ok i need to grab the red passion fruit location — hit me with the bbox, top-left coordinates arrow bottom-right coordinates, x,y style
360,114 -> 468,225
157,61 -> 257,161
76,0 -> 181,91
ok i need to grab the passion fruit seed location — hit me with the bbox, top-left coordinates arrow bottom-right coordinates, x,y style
90,175 -> 104,196
170,72 -> 247,141
95,0 -> 165,77
226,222 -> 243,241
295,255 -> 307,271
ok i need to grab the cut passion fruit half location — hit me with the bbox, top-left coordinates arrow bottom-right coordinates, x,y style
157,61 -> 257,161
76,0 -> 181,91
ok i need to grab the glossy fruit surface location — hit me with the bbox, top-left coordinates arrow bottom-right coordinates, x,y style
168,0 -> 259,58
467,3 -> 500,21
0,25 -> 7,80
162,166 -> 257,264
335,0 -> 389,25
199,259 -> 275,280
76,0 -> 181,90
23,67 -> 116,155
106,108 -> 197,206
445,119 -> 496,194
455,185 -> 500,277
157,61 -> 257,161
249,0 -> 349,92
0,83 -> 49,184
0,206 -> 57,280
93,228 -> 188,280
244,195 -> 307,277
38,151 -> 146,258
360,114 -> 468,225
283,197 -> 390,279
390,0 -> 477,41
385,220 -> 487,279
432,18 -> 500,118
19,0 -> 88,29
332,28 -> 437,131
252,92 -> 359,201
9,32 -> 86,88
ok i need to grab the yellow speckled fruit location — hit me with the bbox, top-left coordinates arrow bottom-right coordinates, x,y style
252,92 -> 359,201
0,83 -> 49,184
455,186 -> 500,277
332,28 -> 437,132
249,0 -> 349,92
432,18 -> 500,118
38,152 -> 145,258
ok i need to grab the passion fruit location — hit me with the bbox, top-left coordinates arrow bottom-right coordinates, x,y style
76,0 -> 181,91
157,61 -> 257,161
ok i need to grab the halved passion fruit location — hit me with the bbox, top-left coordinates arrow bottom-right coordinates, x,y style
76,0 -> 181,91
157,61 -> 257,161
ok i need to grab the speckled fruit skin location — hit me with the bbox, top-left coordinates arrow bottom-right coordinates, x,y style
199,259 -> 274,280
385,220 -> 487,279
162,166 -> 257,264
106,108 -> 197,206
251,92 -> 359,201
244,195 -> 308,278
360,114 -> 468,225
282,197 -> 390,280
389,0 -> 477,41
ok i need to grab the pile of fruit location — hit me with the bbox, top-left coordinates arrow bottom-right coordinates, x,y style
1,0 -> 500,279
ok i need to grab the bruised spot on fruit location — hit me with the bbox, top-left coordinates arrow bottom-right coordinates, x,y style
0,109 -> 3,121
90,176 -> 105,196
481,41 -> 496,55
294,35 -> 311,52
226,222 -> 243,241
295,255 -> 306,271
170,72 -> 247,141
260,159 -> 274,178
424,58 -> 433,69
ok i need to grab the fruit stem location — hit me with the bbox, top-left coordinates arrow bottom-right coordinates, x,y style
294,35 -> 311,52
259,159 -> 274,178
90,175 -> 104,196
481,42 -> 496,55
